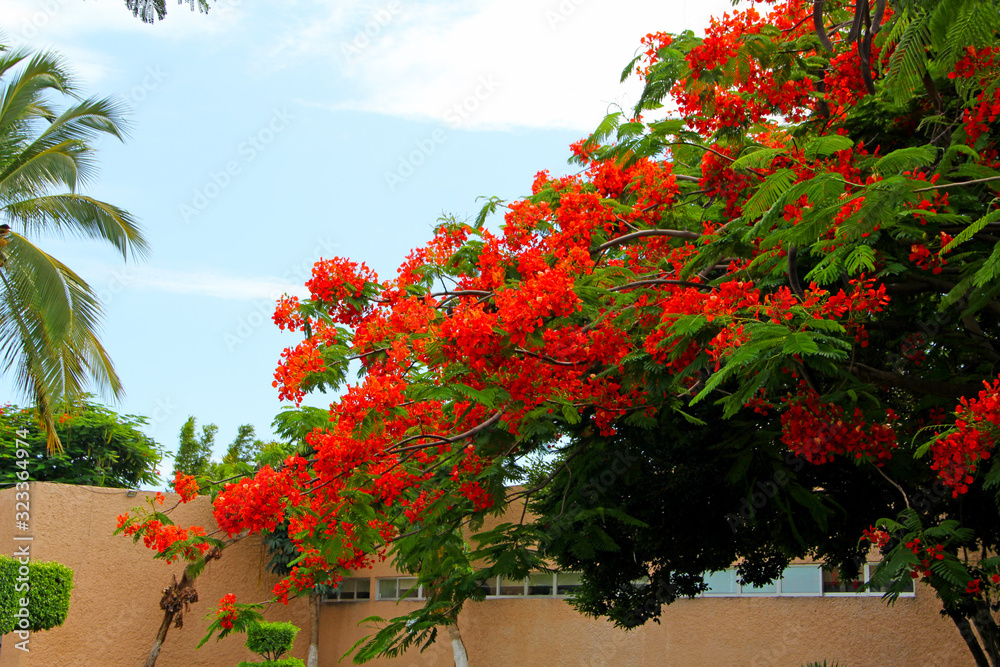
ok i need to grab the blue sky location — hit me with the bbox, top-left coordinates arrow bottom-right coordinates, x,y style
3,0 -> 731,475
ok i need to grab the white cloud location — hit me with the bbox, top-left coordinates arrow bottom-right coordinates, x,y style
282,0 -> 734,131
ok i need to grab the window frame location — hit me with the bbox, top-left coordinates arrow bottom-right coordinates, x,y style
325,576 -> 372,602
374,576 -> 425,601
700,563 -> 916,598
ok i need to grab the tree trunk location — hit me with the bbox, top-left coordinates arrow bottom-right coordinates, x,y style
141,538 -> 240,667
447,618 -> 469,667
307,592 -> 320,667
970,603 -> 1000,667
144,570 -> 193,667
949,610 -> 992,667
143,607 -> 178,667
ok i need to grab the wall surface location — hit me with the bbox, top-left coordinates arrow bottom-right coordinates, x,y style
0,482 -> 309,667
318,569 -> 973,667
0,482 -> 979,667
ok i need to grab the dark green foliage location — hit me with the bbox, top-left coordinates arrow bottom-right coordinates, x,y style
0,556 -> 73,633
0,400 -> 162,488
245,621 -> 299,661
236,659 -> 305,667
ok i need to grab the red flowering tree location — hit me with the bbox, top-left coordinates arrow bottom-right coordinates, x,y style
124,0 -> 1000,663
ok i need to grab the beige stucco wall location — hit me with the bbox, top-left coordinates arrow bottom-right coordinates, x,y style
0,482 -> 977,666
318,569 -> 972,667
0,482 -> 309,667
318,504 -> 974,667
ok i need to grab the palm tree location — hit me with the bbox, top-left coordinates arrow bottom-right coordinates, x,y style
0,44 -> 148,453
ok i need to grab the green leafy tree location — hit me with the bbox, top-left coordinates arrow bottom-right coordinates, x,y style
0,400 -> 161,488
171,416 -> 216,482
0,44 -> 147,454
200,1 -> 1000,665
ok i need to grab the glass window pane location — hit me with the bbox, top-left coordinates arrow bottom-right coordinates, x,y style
741,577 -> 777,595
865,564 -> 915,595
355,578 -> 371,600
499,577 -> 527,596
823,568 -> 863,594
478,576 -> 497,596
377,578 -> 398,600
781,566 -> 821,594
340,579 -> 356,600
556,572 -> 583,595
399,577 -> 420,599
703,569 -> 738,595
528,573 -> 553,596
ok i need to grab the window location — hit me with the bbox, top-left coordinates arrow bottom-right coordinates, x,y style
328,577 -> 371,601
699,564 -> 913,598
703,569 -> 739,595
375,577 -> 424,601
472,571 -> 581,598
822,567 -> 863,594
555,572 -> 583,595
527,572 -> 554,596
823,564 -> 916,596
478,576 -> 498,597
498,576 -> 528,596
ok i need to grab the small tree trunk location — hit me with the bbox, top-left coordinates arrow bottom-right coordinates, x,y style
307,592 -> 320,667
144,608 -> 178,667
949,610 -> 991,667
970,603 -> 1000,667
447,618 -> 469,667
141,539 -> 239,667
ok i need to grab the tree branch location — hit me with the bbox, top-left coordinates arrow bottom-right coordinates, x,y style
595,228 -> 700,253
388,412 -> 505,454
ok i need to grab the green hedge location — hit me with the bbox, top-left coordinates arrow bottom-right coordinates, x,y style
0,556 -> 73,633
236,659 -> 305,667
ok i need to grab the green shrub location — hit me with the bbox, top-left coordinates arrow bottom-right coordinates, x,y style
236,659 -> 305,667
0,556 -> 73,633
245,621 -> 299,661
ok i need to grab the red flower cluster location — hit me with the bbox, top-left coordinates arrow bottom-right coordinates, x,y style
213,466 -> 303,536
216,593 -> 237,630
305,257 -> 378,326
174,472 -> 200,503
905,538 -> 943,580
930,377 -> 1000,495
862,526 -> 890,549
119,516 -> 209,564
781,391 -> 897,464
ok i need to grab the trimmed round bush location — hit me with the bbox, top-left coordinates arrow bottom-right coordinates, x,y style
245,620 -> 300,661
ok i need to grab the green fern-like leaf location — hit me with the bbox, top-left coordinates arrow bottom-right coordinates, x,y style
803,135 -> 855,162
742,168 -> 796,222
